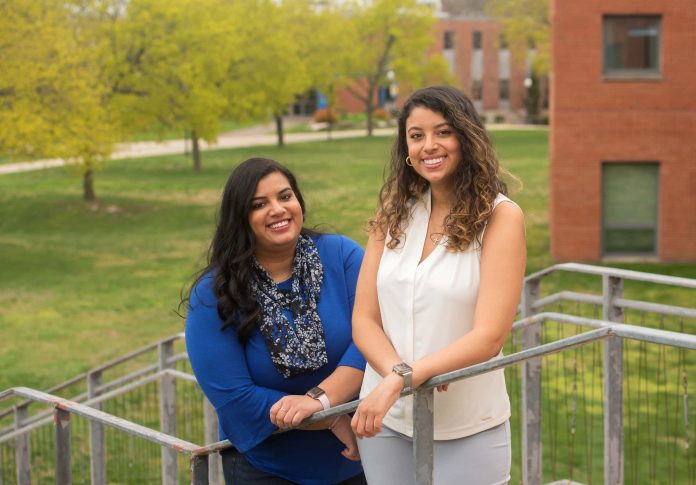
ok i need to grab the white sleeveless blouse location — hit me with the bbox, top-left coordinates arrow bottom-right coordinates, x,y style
359,190 -> 512,440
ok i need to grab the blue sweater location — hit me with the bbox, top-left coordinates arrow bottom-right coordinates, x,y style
185,234 -> 365,484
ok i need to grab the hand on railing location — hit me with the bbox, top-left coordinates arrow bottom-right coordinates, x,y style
329,414 -> 360,461
270,395 -> 322,429
351,371 -> 403,438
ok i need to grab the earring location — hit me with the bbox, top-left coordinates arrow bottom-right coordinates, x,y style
406,156 -> 413,167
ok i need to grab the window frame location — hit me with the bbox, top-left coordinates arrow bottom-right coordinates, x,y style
602,15 -> 662,80
499,79 -> 510,101
444,31 -> 455,50
471,79 -> 483,101
472,31 -> 482,50
601,161 -> 660,258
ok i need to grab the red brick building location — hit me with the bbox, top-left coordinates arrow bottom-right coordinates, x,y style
550,0 -> 696,262
334,0 -> 535,123
433,0 -> 529,121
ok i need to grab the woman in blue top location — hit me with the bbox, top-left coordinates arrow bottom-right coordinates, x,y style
185,157 -> 367,485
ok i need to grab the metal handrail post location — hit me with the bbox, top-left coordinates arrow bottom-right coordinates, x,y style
14,403 -> 31,485
203,397 -> 222,484
521,277 -> 542,485
88,370 -> 106,485
54,407 -> 72,485
413,388 -> 435,485
603,275 -> 624,485
191,454 -> 209,485
159,340 -> 178,485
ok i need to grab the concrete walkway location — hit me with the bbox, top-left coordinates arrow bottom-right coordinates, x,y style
0,126 -> 395,175
0,121 -> 545,175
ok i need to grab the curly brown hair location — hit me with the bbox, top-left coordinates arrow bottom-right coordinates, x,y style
371,85 -> 508,251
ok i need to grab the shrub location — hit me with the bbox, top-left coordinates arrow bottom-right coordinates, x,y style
372,107 -> 390,121
313,108 -> 340,124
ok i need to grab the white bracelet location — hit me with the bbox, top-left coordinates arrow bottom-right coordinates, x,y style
316,393 -> 330,411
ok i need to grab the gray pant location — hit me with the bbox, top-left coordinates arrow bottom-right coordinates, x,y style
357,421 -> 511,485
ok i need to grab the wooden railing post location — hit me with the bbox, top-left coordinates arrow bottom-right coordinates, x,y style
603,275 -> 624,485
203,397 -> 223,484
413,388 -> 434,485
54,407 -> 72,485
14,403 -> 31,485
521,277 -> 542,485
88,371 -> 106,485
159,340 -> 178,485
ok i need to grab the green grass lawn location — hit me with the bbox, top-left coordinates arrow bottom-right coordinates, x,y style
1,130 -> 694,483
1,130 -> 694,391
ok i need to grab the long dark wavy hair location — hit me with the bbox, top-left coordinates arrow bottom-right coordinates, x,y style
186,157 -> 311,342
370,85 -> 508,251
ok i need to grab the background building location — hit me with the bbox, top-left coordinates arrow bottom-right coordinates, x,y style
550,0 -> 696,262
332,0 -> 540,123
434,0 -> 531,122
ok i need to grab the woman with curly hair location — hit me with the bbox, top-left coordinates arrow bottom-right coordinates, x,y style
351,86 -> 526,484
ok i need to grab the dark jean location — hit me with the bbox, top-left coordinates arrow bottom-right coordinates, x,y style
221,447 -> 367,485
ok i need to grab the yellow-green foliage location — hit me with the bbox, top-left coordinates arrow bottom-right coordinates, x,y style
105,0 -> 236,143
0,0 -> 116,167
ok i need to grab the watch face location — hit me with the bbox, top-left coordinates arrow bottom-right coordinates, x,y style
393,363 -> 412,375
307,386 -> 325,399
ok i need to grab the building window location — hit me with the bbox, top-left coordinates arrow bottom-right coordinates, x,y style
499,79 -> 509,101
473,31 -> 482,50
444,31 -> 454,50
602,162 -> 659,256
499,33 -> 508,50
471,80 -> 483,101
603,16 -> 661,77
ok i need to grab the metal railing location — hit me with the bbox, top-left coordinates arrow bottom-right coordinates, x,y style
0,263 -> 694,485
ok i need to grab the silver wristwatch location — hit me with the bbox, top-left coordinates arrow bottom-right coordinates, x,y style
391,362 -> 413,390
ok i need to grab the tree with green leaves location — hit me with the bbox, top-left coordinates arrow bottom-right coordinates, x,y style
0,0 -> 117,201
298,1 -> 357,140
105,0 -> 236,171
344,0 -> 451,135
225,0 -> 315,147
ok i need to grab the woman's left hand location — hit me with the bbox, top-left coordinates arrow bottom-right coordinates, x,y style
270,395 -> 323,429
351,372 -> 403,438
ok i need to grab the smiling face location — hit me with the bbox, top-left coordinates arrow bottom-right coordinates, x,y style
248,171 -> 303,258
405,106 -> 462,190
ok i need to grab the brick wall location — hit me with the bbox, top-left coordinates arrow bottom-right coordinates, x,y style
550,0 -> 696,262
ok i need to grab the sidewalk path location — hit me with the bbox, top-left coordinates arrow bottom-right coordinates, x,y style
0,123 -> 545,175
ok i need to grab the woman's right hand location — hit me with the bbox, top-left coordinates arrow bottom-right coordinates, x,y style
351,372 -> 403,438
330,415 -> 360,461
270,395 -> 322,429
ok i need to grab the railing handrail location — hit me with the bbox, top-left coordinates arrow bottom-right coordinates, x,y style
1,263 -> 693,484
0,386 -> 205,455
525,262 -> 696,288
2,316 -> 693,454
189,313 -> 696,457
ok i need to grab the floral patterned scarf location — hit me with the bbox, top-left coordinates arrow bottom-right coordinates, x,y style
251,234 -> 327,378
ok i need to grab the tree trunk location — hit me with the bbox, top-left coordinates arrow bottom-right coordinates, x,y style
83,168 -> 96,202
192,130 -> 201,172
275,114 -> 284,147
327,104 -> 333,141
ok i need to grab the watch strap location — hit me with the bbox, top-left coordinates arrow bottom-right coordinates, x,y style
306,387 -> 330,410
392,362 -> 413,390
315,392 -> 330,411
